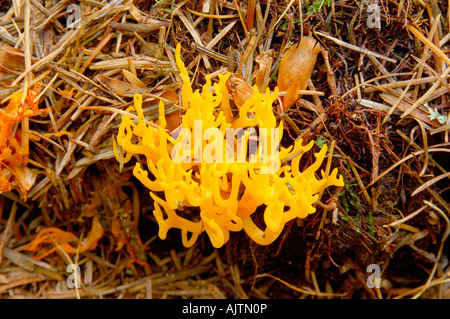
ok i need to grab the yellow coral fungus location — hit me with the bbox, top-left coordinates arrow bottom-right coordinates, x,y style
115,43 -> 343,248
0,89 -> 49,200
24,216 -> 104,259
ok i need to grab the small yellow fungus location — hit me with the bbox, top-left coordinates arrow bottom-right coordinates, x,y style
0,89 -> 49,200
115,43 -> 343,248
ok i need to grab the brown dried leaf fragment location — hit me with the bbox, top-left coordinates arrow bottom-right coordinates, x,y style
0,46 -> 27,73
255,50 -> 273,93
226,73 -> 253,108
277,37 -> 321,111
